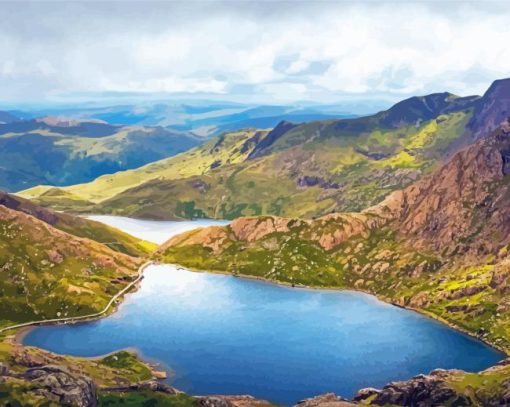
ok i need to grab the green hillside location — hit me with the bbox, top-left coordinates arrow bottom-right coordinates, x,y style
0,118 -> 200,191
21,94 -> 476,219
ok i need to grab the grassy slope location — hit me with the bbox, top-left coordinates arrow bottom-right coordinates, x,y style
21,110 -> 473,220
0,204 -> 145,327
0,196 -> 172,405
0,191 -> 155,257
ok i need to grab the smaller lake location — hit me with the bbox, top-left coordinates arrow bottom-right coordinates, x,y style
86,215 -> 229,244
25,261 -> 504,406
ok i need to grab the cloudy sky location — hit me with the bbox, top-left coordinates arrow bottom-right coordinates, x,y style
1,0 -> 510,106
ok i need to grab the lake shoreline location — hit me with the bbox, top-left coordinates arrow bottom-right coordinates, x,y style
12,261 -> 507,404
16,260 -> 507,361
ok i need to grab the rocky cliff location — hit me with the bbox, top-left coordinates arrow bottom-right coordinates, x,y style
370,119 -> 510,256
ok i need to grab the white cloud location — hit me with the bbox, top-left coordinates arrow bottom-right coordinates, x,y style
0,1 -> 509,104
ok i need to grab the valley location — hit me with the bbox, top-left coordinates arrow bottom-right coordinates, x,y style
2,78 -> 510,406
22,97 -> 474,219
0,116 -> 201,192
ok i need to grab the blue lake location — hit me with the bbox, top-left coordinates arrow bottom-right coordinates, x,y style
24,219 -> 504,406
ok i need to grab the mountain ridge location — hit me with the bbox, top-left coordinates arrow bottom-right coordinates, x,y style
22,79 -> 510,219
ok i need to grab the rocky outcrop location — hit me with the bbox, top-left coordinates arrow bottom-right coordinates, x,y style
20,365 -> 98,407
198,396 -> 236,407
102,379 -> 181,395
354,371 -> 470,406
295,393 -> 357,406
160,225 -> 230,254
369,120 -> 510,255
248,120 -> 297,159
308,213 -> 385,251
160,212 -> 386,254
230,217 -> 294,242
197,395 -> 273,407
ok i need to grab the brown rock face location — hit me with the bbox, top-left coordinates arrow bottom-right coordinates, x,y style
309,213 -> 385,251
21,365 -> 98,407
159,225 -> 229,254
370,122 -> 510,255
354,373 -> 470,406
160,212 -> 385,254
295,393 -> 357,407
230,217 -> 294,242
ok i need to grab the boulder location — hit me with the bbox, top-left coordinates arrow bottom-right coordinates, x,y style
354,374 -> 471,406
133,380 -> 181,394
197,396 -> 235,407
22,365 -> 97,407
295,392 -> 357,406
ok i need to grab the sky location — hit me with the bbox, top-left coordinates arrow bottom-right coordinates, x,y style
1,0 -> 510,106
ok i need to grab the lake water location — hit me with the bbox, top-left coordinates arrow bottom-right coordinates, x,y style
24,218 -> 504,405
86,215 -> 230,244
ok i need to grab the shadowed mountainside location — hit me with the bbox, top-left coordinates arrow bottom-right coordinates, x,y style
0,117 -> 201,191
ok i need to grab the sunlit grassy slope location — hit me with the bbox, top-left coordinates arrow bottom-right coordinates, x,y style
21,109 -> 473,219
20,128 -> 268,205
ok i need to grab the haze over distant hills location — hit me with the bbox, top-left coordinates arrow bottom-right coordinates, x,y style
0,114 -> 202,192
8,100 -> 368,137
23,78 -> 510,221
0,100 -> 365,192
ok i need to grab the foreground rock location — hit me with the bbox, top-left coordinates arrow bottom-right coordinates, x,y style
295,392 -> 357,406
101,379 -> 182,395
354,371 -> 470,406
20,365 -> 97,407
197,395 -> 274,407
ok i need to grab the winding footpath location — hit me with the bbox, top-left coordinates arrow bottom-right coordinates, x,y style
0,261 -> 153,334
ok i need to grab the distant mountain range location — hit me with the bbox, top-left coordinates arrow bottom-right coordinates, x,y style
9,101 -> 363,137
23,78 -> 510,220
0,100 -> 365,192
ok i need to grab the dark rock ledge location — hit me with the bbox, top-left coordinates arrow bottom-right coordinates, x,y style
2,359 -> 510,406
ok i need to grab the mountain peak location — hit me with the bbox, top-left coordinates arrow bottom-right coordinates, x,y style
247,120 -> 297,159
468,77 -> 510,140
377,92 -> 472,128
371,118 -> 510,254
